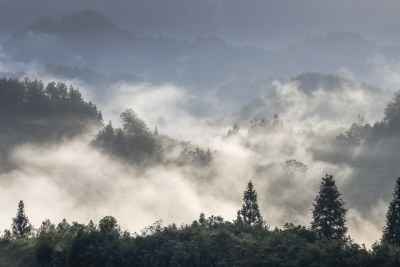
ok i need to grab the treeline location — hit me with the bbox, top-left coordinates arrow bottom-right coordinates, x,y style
336,90 -> 400,144
0,78 -> 102,144
93,109 -> 163,165
93,109 -> 213,167
0,77 -> 212,168
2,175 -> 400,266
0,78 -> 102,122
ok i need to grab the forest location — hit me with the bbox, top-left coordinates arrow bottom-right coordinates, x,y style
2,176 -> 400,266
2,77 -> 400,266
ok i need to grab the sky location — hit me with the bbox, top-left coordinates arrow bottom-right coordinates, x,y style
1,0 -> 400,46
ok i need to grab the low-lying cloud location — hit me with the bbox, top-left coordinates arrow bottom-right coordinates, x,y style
0,65 -> 398,249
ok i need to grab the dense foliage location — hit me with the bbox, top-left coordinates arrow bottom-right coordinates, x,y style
311,174 -> 347,240
93,109 -> 213,166
0,78 -> 102,144
11,201 -> 33,239
383,177 -> 400,246
3,78 -> 400,265
2,178 -> 400,266
235,181 -> 264,226
93,110 -> 163,165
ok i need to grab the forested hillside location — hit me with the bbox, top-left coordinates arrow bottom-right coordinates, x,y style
1,77 -> 400,266
2,178 -> 400,266
0,78 -> 102,141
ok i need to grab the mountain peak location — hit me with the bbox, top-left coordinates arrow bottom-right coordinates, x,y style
60,9 -> 117,34
26,9 -> 118,35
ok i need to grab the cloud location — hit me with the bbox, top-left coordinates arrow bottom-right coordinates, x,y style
0,116 -> 390,248
0,66 -> 396,248
367,54 -> 400,90
238,78 -> 392,130
99,82 -> 229,144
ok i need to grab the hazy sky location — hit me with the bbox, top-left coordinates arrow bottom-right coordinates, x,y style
1,0 -> 400,46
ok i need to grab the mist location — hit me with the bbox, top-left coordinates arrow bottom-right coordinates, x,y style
1,3 -> 400,262
0,76 -> 398,249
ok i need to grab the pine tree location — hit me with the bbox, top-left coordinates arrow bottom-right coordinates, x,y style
383,177 -> 400,245
311,174 -> 347,239
11,200 -> 33,238
236,180 -> 263,226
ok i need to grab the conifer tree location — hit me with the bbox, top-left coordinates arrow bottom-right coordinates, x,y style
383,177 -> 400,245
311,174 -> 347,239
11,200 -> 33,238
236,180 -> 263,226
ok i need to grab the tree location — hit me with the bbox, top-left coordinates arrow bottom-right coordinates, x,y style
11,200 -> 33,238
236,181 -> 263,226
311,174 -> 347,240
35,219 -> 56,265
120,109 -> 149,135
99,216 -> 120,237
383,177 -> 400,245
384,91 -> 400,130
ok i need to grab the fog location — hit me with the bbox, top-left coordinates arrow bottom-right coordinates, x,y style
3,0 -> 400,46
1,1 -> 400,250
0,77 -> 398,248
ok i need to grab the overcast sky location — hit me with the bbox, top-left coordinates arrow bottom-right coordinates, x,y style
1,0 -> 400,46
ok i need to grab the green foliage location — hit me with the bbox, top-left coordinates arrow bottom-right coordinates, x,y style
5,175 -> 400,266
0,77 -> 103,155
236,181 -> 264,227
177,147 -> 213,166
383,177 -> 400,246
0,207 -> 391,266
311,174 -> 347,240
93,109 -> 163,165
11,200 -> 33,239
384,90 -> 400,132
35,219 -> 56,265
371,241 -> 400,267
0,78 -> 102,122
120,109 -> 148,136
0,238 -> 36,266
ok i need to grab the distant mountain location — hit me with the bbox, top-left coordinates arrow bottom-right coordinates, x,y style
2,10 -> 399,103
235,73 -> 383,124
290,73 -> 380,94
26,9 -> 121,36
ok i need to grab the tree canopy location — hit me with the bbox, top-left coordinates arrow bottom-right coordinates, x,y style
311,174 -> 347,240
383,177 -> 400,246
93,110 -> 163,165
236,180 -> 264,226
11,200 -> 33,239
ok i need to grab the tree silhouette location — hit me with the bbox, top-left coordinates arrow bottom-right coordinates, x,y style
11,200 -> 33,238
383,177 -> 400,245
384,91 -> 400,131
311,174 -> 347,239
236,180 -> 264,226
120,109 -> 149,136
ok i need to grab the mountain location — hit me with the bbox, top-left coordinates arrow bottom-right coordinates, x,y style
26,9 -> 120,36
290,72 -> 380,94
235,73 -> 384,124
2,10 -> 399,107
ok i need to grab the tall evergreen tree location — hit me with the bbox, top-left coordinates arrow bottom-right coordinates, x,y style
382,177 -> 400,245
11,200 -> 33,238
311,174 -> 347,239
236,180 -> 263,226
